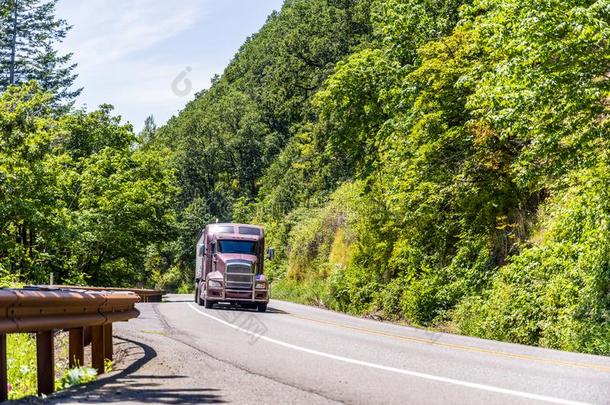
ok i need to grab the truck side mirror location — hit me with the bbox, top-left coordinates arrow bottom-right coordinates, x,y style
267,247 -> 275,260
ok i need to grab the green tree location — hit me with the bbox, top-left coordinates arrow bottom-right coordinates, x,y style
138,115 -> 157,145
0,82 -> 68,281
0,83 -> 179,286
0,0 -> 81,107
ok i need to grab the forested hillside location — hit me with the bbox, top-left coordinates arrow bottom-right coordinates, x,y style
150,0 -> 610,355
2,0 -> 609,356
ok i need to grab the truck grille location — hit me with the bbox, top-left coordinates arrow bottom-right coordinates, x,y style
225,264 -> 253,291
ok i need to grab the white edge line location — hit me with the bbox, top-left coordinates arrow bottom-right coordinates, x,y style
187,303 -> 591,405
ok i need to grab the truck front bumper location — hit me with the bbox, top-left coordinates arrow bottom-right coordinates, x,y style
206,288 -> 269,303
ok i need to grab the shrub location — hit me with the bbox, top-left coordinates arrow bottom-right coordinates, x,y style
58,367 -> 97,390
271,277 -> 330,307
155,265 -> 190,293
454,164 -> 610,354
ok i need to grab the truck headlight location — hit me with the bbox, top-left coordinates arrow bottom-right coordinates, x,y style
255,282 -> 267,289
208,279 -> 222,288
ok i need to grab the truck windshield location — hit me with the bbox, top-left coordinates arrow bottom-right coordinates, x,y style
217,240 -> 258,254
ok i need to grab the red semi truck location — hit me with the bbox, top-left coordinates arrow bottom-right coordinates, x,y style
194,223 -> 273,312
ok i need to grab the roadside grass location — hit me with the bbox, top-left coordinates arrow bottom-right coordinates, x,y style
7,331 -> 100,400
0,276 -> 39,399
7,334 -> 37,399
271,277 -> 329,307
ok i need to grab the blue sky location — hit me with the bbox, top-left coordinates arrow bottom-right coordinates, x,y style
55,0 -> 284,132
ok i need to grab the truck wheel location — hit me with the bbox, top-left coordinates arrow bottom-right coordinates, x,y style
196,285 -> 205,306
194,285 -> 200,304
257,303 -> 267,313
204,298 -> 214,309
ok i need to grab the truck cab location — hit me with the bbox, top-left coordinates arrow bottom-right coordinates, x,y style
194,223 -> 272,312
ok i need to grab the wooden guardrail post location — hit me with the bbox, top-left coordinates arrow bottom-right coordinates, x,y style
69,327 -> 84,368
91,325 -> 105,375
83,325 -> 92,346
36,330 -> 54,396
103,323 -> 113,362
0,334 -> 7,401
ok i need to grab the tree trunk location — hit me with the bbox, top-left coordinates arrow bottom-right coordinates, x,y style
9,0 -> 18,85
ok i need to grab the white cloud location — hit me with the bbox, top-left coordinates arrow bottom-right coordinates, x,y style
56,0 -> 207,67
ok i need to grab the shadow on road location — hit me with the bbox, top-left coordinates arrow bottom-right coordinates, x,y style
161,297 -> 289,315
210,304 -> 288,315
25,336 -> 226,405
264,307 -> 288,315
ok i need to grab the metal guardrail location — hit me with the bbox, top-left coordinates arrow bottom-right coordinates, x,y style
43,285 -> 166,303
0,287 -> 140,401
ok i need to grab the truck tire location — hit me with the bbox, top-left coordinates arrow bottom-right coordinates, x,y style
257,303 -> 267,313
196,284 -> 204,306
204,298 -> 214,309
194,285 -> 200,304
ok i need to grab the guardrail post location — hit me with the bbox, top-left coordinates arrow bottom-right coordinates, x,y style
91,325 -> 105,375
69,327 -> 84,368
0,334 -> 7,401
83,326 -> 92,347
36,331 -> 54,396
103,323 -> 113,362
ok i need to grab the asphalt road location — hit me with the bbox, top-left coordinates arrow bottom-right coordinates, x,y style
45,294 -> 610,405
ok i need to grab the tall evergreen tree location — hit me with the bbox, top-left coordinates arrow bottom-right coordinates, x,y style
139,115 -> 157,144
0,0 -> 81,106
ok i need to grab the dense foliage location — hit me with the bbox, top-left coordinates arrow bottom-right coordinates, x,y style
153,0 -> 610,354
0,83 -> 178,286
2,0 -> 609,355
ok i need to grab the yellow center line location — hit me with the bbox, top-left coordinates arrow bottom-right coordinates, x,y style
286,313 -> 610,373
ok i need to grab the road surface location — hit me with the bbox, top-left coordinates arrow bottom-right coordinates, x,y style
46,294 -> 610,404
